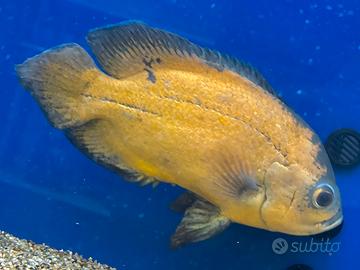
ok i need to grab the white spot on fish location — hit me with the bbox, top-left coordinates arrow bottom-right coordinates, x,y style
164,80 -> 171,88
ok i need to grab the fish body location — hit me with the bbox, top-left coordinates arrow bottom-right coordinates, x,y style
16,22 -> 342,248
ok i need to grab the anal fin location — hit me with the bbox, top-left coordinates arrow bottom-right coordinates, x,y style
171,199 -> 231,248
66,119 -> 159,187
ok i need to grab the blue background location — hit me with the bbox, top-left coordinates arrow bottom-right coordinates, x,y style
0,0 -> 359,269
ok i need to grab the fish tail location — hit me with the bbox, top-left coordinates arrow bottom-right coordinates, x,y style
16,43 -> 100,129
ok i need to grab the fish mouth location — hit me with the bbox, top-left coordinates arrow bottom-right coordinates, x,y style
319,209 -> 343,232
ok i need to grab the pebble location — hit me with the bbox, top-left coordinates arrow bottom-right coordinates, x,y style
0,231 -> 116,269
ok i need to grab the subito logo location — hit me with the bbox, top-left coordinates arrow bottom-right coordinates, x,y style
272,238 -> 288,255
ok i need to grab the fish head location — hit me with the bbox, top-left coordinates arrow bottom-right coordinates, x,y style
260,145 -> 342,235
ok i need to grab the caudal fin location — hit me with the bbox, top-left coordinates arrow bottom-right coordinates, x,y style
16,43 -> 99,129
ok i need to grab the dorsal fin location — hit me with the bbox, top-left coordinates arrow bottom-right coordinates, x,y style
86,21 -> 277,97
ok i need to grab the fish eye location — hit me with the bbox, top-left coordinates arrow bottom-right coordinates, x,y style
312,184 -> 334,208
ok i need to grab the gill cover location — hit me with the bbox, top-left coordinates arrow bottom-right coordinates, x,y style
261,161 -> 341,235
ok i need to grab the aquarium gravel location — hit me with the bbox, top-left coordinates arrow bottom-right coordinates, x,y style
0,231 -> 115,270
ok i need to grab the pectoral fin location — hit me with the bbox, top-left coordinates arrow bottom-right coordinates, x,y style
171,200 -> 231,248
212,146 -> 261,199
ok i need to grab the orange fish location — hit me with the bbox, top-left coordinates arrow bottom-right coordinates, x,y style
16,22 -> 342,248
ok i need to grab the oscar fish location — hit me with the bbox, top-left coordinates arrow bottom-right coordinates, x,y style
16,22 -> 343,248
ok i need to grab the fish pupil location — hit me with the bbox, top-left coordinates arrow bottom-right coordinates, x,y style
316,190 -> 333,207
